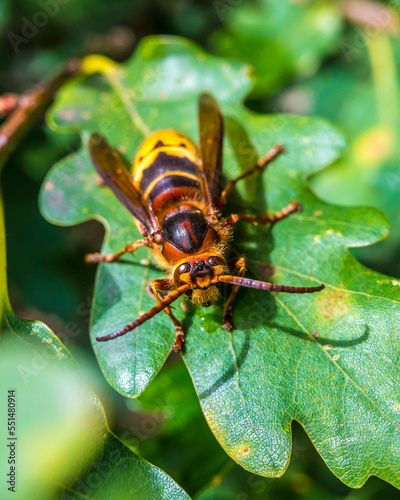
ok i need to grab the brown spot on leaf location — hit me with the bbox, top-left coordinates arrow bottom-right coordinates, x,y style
318,288 -> 349,320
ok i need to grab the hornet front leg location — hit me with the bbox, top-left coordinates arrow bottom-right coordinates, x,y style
222,257 -> 246,331
148,279 -> 186,352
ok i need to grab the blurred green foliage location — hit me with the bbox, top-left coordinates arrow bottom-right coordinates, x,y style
40,34 -> 400,490
2,0 -> 400,498
212,0 -> 343,96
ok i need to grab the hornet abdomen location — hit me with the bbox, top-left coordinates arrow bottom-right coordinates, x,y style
133,130 -> 218,263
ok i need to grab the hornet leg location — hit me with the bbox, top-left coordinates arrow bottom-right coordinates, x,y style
225,201 -> 302,227
219,144 -> 284,208
86,238 -> 149,263
222,257 -> 246,331
148,279 -> 186,352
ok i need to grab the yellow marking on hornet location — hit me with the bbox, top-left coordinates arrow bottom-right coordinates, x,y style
143,172 -> 200,200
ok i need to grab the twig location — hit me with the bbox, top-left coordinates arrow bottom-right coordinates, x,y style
0,59 -> 81,174
0,94 -> 19,118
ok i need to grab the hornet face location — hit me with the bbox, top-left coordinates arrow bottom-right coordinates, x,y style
173,253 -> 227,305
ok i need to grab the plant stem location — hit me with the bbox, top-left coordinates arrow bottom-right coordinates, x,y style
0,94 -> 19,118
0,59 -> 81,175
365,32 -> 399,129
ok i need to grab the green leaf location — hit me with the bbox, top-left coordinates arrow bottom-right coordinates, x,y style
297,32 -> 400,277
59,431 -> 191,500
0,191 -> 190,499
131,361 -> 231,494
40,36 -> 400,489
211,0 -> 342,95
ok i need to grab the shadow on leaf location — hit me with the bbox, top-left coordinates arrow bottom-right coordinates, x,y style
199,329 -> 251,400
267,321 -> 370,348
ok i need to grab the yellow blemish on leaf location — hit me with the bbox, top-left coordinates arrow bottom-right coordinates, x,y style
353,125 -> 395,168
302,136 -> 310,144
202,409 -> 226,443
336,232 -> 342,237
392,280 -> 400,286
332,354 -> 340,361
318,288 -> 349,320
45,181 -> 54,190
82,111 -> 91,120
324,344 -> 332,350
313,209 -> 322,216
82,207 -> 88,214
241,446 -> 250,455
305,147 -> 316,156
313,235 -> 321,244
397,403 -> 400,411
325,229 -> 334,235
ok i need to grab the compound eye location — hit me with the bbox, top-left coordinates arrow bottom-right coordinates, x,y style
178,262 -> 191,274
208,256 -> 223,266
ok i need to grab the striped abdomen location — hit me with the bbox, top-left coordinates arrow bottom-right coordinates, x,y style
133,130 -> 205,217
133,130 -> 218,260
